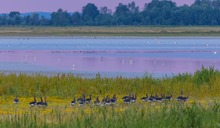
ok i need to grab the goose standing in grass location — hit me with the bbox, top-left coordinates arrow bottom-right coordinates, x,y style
77,94 -> 86,106
29,96 -> 37,107
180,95 -> 189,102
42,96 -> 48,107
131,94 -> 137,103
110,94 -> 117,105
148,94 -> 157,102
37,97 -> 44,107
77,94 -> 85,102
176,91 -> 183,101
122,94 -> 131,101
13,97 -> 19,104
141,93 -> 148,102
71,97 -> 76,106
122,94 -> 133,104
156,94 -> 165,102
177,94 -> 189,102
101,96 -> 107,106
94,97 -> 100,106
123,97 -> 131,104
85,95 -> 92,104
176,90 -> 188,102
105,95 -> 111,105
165,94 -> 172,101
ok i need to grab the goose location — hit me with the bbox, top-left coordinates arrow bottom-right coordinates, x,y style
110,94 -> 117,105
165,94 -> 172,101
156,94 -> 165,102
177,94 -> 189,102
122,94 -> 131,101
130,94 -> 137,103
176,90 -> 187,102
123,97 -> 131,104
141,93 -> 148,102
71,97 -> 76,106
77,94 -> 86,106
94,97 -> 100,106
77,94 -> 85,102
29,97 -> 37,107
13,97 -> 19,104
101,97 -> 106,106
85,95 -> 92,104
37,97 -> 44,107
148,94 -> 157,102
42,96 -> 48,107
105,95 -> 111,105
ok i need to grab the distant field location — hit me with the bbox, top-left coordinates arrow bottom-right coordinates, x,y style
1,26 -> 220,36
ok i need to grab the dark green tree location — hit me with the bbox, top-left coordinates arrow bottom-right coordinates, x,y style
71,12 -> 82,25
114,3 -> 131,25
95,7 -> 113,25
51,9 -> 71,26
82,3 -> 99,25
8,11 -> 21,25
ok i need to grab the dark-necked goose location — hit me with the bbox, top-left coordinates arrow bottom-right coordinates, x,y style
42,96 -> 48,107
156,94 -> 165,102
101,97 -> 106,106
110,94 -> 117,105
131,94 -> 137,103
176,90 -> 189,102
37,97 -> 44,107
77,94 -> 86,106
123,97 -> 131,104
85,95 -> 92,104
165,94 -> 172,101
141,93 -> 148,102
148,94 -> 157,102
71,97 -> 76,106
105,95 -> 111,105
177,94 -> 189,102
94,97 -> 100,106
13,97 -> 19,104
122,94 -> 131,101
29,96 -> 37,107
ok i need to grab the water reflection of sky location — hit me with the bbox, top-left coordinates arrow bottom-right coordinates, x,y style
0,37 -> 219,78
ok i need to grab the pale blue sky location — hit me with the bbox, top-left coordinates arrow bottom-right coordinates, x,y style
0,0 -> 194,13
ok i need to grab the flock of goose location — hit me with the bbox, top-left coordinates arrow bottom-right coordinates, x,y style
13,91 -> 189,107
13,96 -> 48,107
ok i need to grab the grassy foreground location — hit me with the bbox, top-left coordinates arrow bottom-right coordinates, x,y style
0,66 -> 220,127
1,26 -> 220,36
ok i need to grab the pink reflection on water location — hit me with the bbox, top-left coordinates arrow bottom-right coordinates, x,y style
0,50 -> 219,75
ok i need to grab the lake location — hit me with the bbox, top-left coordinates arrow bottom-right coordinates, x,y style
0,37 -> 219,78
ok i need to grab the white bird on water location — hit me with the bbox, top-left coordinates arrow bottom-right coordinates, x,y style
72,64 -> 75,70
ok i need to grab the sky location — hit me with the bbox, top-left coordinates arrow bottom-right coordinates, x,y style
0,0 -> 194,13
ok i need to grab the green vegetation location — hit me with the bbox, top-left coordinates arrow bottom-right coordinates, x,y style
0,67 -> 220,127
2,26 -> 220,36
0,66 -> 220,98
0,102 -> 220,127
2,0 -> 220,26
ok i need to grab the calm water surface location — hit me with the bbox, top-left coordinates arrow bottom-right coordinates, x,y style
0,37 -> 220,78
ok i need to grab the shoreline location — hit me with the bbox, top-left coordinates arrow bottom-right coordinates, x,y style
1,26 -> 220,37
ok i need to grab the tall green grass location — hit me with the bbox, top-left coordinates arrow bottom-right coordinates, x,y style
0,67 -> 220,127
0,66 -> 220,99
0,102 -> 220,128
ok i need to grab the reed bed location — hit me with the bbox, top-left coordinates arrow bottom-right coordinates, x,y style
0,66 -> 220,127
0,66 -> 219,99
0,102 -> 220,128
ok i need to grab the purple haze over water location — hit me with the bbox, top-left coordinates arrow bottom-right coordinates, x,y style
0,37 -> 219,78
0,0 -> 194,13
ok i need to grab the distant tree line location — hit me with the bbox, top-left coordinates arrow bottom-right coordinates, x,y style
1,0 -> 220,26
